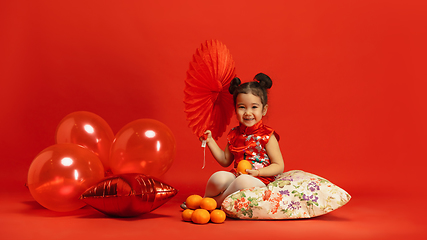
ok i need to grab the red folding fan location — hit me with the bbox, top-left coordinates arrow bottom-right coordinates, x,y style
184,40 -> 236,141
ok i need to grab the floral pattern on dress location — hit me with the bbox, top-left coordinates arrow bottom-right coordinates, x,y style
221,170 -> 351,219
228,121 -> 275,170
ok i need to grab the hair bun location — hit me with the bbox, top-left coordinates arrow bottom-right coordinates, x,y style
229,77 -> 241,94
254,73 -> 272,89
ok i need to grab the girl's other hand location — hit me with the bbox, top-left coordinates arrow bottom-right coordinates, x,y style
246,169 -> 260,177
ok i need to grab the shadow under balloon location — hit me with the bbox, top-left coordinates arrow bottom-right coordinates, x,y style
78,210 -> 172,221
21,200 -> 173,220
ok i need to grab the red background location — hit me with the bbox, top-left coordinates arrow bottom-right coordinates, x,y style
1,0 -> 426,239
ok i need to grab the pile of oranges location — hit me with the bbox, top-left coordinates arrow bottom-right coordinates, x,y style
181,194 -> 226,224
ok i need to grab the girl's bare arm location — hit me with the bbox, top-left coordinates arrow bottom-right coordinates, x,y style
201,130 -> 234,167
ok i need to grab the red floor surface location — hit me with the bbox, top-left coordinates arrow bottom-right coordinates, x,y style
1,182 -> 426,240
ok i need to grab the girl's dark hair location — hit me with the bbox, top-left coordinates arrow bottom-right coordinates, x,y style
228,73 -> 273,107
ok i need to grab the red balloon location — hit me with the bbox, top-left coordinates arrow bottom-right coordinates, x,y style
80,173 -> 178,217
27,144 -> 105,212
55,111 -> 114,173
109,119 -> 176,177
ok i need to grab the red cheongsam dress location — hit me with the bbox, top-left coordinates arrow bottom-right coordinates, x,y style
227,120 -> 281,185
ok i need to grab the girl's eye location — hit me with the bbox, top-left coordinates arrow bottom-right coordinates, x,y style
238,106 -> 245,109
252,106 -> 258,109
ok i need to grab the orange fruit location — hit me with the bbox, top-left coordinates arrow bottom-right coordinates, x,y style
200,197 -> 217,211
181,209 -> 194,222
237,160 -> 252,174
210,209 -> 226,223
191,209 -> 210,224
186,194 -> 203,209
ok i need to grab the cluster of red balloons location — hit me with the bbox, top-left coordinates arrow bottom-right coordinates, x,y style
27,111 -> 176,212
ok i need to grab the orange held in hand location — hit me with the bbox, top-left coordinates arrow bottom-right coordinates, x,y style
237,160 -> 252,174
210,209 -> 226,223
182,209 -> 194,222
186,194 -> 203,209
191,209 -> 210,224
200,197 -> 217,211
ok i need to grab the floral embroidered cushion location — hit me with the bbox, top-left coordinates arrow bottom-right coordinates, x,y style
221,170 -> 351,219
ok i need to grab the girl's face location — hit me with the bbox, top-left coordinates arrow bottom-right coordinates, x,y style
235,93 -> 268,127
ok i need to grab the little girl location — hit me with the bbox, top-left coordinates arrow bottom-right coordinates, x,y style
199,73 -> 284,206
